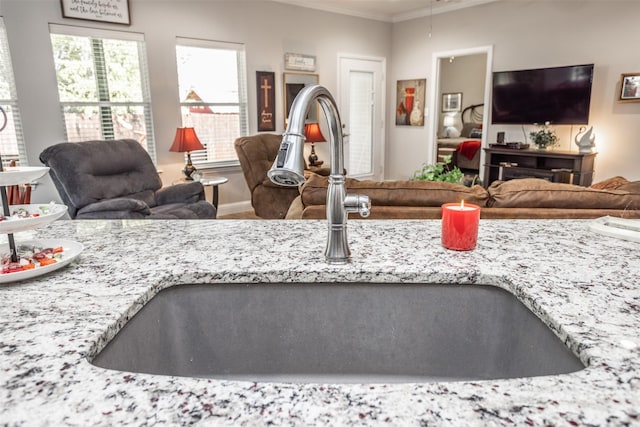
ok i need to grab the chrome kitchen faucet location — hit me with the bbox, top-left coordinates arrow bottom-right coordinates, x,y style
268,85 -> 370,263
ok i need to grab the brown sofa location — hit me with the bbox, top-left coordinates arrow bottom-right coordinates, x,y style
286,175 -> 640,219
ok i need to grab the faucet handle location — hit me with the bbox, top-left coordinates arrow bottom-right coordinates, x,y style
344,194 -> 371,218
359,197 -> 371,218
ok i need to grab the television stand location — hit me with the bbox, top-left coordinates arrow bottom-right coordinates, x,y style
483,147 -> 596,187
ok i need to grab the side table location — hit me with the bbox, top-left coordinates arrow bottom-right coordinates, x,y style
199,177 -> 228,208
172,177 -> 228,208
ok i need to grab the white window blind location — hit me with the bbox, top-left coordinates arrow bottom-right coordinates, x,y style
49,24 -> 156,162
348,71 -> 374,176
0,17 -> 27,167
176,37 -> 248,167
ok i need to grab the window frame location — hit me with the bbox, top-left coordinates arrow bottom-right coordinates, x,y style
49,24 -> 157,163
175,37 -> 249,169
0,17 -> 27,166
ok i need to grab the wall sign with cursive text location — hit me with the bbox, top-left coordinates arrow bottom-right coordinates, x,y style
256,71 -> 276,132
61,0 -> 131,25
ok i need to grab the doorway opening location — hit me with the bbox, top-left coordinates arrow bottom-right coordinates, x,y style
428,46 -> 493,184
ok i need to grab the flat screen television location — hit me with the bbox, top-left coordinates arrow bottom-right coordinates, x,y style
491,64 -> 594,125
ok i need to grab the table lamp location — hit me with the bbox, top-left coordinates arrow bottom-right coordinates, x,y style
170,127 -> 205,180
443,115 -> 460,138
304,122 -> 325,166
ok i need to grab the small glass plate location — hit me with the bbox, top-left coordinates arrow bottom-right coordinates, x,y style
0,239 -> 83,284
0,204 -> 68,234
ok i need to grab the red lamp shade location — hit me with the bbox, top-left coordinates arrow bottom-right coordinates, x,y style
304,123 -> 325,167
169,127 -> 204,153
170,127 -> 204,180
304,123 -> 326,143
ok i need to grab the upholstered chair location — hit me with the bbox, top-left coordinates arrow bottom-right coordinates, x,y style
234,133 -> 330,219
40,139 -> 216,219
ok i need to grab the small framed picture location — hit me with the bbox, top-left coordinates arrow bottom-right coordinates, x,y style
395,79 -> 426,126
284,53 -> 316,72
618,73 -> 640,102
256,71 -> 276,132
442,93 -> 462,112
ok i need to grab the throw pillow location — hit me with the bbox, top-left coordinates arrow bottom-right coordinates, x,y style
487,178 -> 640,210
469,128 -> 482,139
590,176 -> 629,190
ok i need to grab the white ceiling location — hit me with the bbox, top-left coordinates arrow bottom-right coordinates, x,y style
271,0 -> 499,22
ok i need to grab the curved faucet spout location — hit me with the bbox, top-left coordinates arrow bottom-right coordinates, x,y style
268,85 -> 371,263
267,85 -> 345,186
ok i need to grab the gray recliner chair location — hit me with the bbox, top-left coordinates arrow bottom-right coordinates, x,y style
40,139 -> 216,219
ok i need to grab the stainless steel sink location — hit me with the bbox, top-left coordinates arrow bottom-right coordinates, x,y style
91,284 -> 585,383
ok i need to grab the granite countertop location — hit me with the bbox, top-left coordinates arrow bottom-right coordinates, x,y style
0,219 -> 639,426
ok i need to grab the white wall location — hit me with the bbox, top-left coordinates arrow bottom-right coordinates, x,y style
0,0 -> 391,209
389,0 -> 640,182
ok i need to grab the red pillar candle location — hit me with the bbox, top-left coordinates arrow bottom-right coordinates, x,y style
441,201 -> 481,251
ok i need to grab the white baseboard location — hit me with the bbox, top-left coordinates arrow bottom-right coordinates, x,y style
216,200 -> 252,217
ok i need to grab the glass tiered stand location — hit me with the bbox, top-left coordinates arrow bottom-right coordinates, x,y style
0,163 -> 83,283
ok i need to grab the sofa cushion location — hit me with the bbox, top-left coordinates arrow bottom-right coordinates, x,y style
300,173 -> 489,208
488,178 -> 640,210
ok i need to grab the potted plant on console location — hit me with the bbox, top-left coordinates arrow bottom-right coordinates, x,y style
413,155 -> 463,184
529,121 -> 559,150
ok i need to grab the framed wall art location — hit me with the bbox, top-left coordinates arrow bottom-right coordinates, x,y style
395,78 -> 426,126
284,53 -> 316,72
442,92 -> 463,112
61,0 -> 131,25
283,72 -> 318,124
256,71 -> 276,132
618,73 -> 640,102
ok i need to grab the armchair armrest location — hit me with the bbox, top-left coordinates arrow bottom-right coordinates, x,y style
156,181 -> 204,205
307,166 -> 331,176
76,197 -> 150,219
261,177 -> 290,188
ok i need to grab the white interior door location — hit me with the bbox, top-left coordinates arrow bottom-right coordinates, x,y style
338,55 -> 385,181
